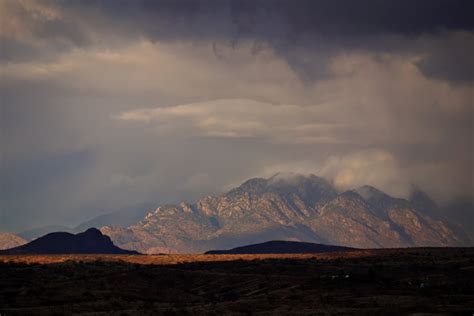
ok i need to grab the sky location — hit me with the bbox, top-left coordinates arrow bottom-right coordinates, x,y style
1,0 -> 473,231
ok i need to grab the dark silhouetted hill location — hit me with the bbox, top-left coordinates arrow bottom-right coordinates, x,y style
205,240 -> 356,254
0,228 -> 139,254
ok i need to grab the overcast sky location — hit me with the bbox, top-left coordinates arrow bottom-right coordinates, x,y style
1,0 -> 473,231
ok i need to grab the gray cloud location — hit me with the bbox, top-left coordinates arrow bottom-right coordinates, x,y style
415,31 -> 474,83
0,0 -> 473,231
2,0 -> 474,82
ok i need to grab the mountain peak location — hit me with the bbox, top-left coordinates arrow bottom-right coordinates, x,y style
267,173 -> 330,187
0,228 -> 138,255
224,174 -> 338,208
239,177 -> 268,190
353,185 -> 387,200
102,173 -> 467,254
81,227 -> 103,236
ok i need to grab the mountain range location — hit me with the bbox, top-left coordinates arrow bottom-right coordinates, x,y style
100,174 -> 470,254
0,228 -> 138,255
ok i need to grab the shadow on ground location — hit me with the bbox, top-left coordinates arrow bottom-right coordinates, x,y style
1,248 -> 473,315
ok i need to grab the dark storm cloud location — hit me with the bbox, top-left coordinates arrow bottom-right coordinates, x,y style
415,32 -> 474,83
76,0 -> 474,82
89,0 -> 474,37
1,0 -> 473,231
4,0 -> 474,82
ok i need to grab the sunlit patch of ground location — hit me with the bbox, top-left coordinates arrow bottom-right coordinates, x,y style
0,250 -> 375,265
1,248 -> 473,315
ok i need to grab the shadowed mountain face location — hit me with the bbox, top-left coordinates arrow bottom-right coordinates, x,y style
0,228 -> 138,255
441,198 -> 474,241
205,240 -> 356,254
101,174 -> 468,254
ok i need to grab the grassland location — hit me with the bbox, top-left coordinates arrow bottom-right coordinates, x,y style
1,248 -> 473,315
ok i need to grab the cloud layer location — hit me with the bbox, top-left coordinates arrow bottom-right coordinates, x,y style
1,0 -> 473,230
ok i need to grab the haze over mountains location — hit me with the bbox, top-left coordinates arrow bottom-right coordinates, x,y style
12,203 -> 156,242
99,174 -> 470,254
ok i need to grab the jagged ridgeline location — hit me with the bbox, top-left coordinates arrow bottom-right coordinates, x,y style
101,174 -> 468,254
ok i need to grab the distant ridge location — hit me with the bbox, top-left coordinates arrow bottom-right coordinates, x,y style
73,202 -> 156,233
0,228 -> 139,255
18,225 -> 72,241
205,240 -> 356,254
0,233 -> 27,250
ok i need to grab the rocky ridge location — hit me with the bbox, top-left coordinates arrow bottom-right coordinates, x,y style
101,174 -> 467,254
0,233 -> 27,250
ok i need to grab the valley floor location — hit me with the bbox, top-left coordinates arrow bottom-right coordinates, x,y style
1,248 -> 473,315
